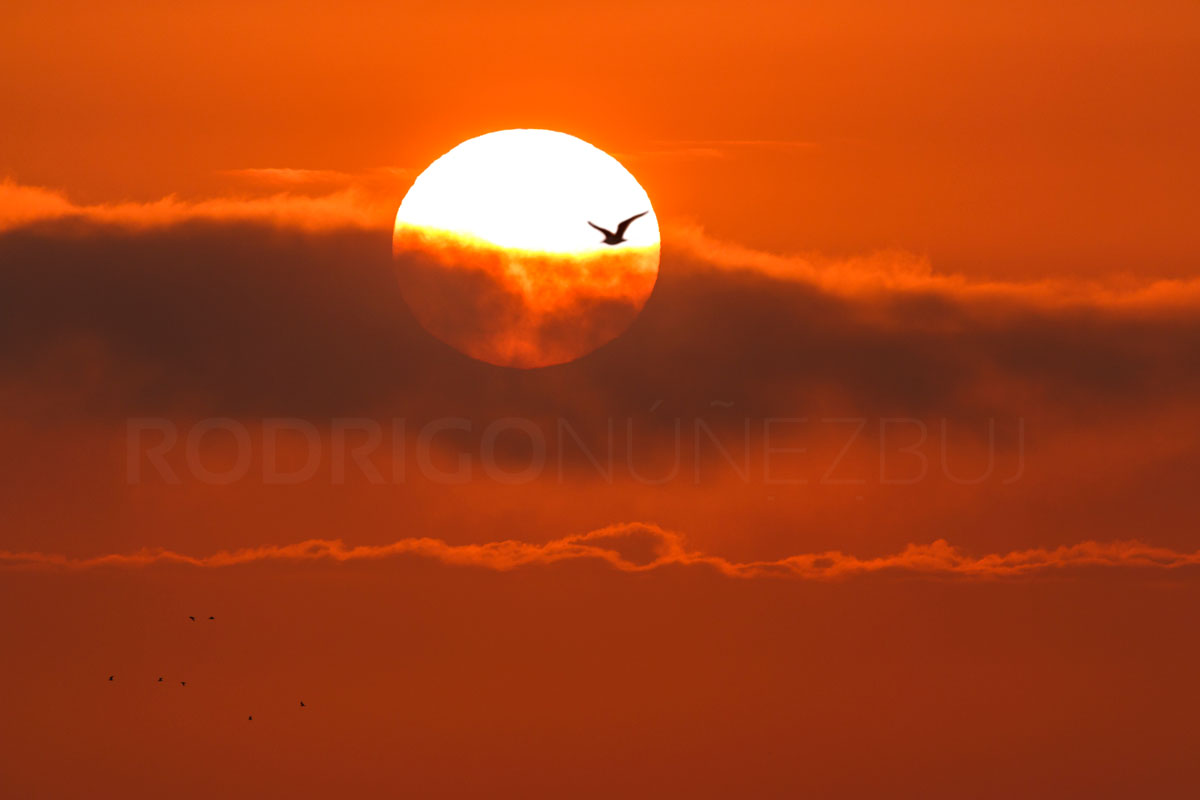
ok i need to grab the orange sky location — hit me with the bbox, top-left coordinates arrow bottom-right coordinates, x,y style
3,2 -> 1200,797
4,0 -> 1199,277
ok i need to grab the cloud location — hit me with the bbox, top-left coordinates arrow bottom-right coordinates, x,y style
619,140 -> 820,162
4,176 -> 1200,310
2,215 -> 1200,433
222,167 -> 362,186
3,522 -> 1196,580
0,177 -> 395,232
394,227 -> 658,367
222,165 -> 414,193
667,222 -> 1200,309
1,186 -> 1199,564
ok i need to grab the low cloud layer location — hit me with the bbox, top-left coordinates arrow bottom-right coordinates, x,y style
0,178 -> 395,232
4,522 -> 1197,580
2,183 -> 1199,565
3,205 -> 1199,430
6,177 -> 1200,306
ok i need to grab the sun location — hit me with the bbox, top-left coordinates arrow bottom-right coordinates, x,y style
393,129 -> 660,368
395,129 -> 660,254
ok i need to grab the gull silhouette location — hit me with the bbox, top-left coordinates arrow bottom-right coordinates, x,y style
588,211 -> 648,245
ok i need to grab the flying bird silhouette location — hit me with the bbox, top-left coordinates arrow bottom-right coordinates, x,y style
248,715 -> 253,721
108,675 -> 114,681
300,701 -> 306,708
188,616 -> 195,622
588,211 -> 648,245
208,616 -> 215,620
157,677 -> 163,682
180,681 -> 187,687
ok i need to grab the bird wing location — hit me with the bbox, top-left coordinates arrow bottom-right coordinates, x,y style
588,221 -> 614,238
614,211 -> 648,238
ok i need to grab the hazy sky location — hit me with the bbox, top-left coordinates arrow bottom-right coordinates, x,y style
3,3 -> 1200,797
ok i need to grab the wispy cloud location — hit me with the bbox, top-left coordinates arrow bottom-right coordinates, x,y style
222,167 -> 361,185
619,139 -> 819,161
5,176 -> 1200,308
667,221 -> 1200,309
0,166 -> 414,233
658,139 -> 820,152
222,166 -> 413,187
4,524 -> 1198,580
0,178 -> 394,232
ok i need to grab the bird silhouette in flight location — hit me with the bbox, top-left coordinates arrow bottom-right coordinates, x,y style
588,211 -> 648,245
108,675 -> 114,681
157,677 -> 164,682
188,616 -> 195,622
300,701 -> 306,708
208,616 -> 215,620
180,681 -> 187,687
248,715 -> 253,721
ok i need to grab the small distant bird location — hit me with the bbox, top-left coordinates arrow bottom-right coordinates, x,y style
188,616 -> 195,622
180,681 -> 187,687
300,701 -> 306,708
588,211 -> 648,245
157,677 -> 164,682
248,715 -> 253,721
108,675 -> 114,681
208,616 -> 215,620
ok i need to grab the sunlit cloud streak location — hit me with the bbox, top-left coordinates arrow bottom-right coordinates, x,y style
668,222 -> 1200,308
0,178 -> 394,231
5,176 -> 1200,307
618,139 -> 820,161
4,523 -> 1198,580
